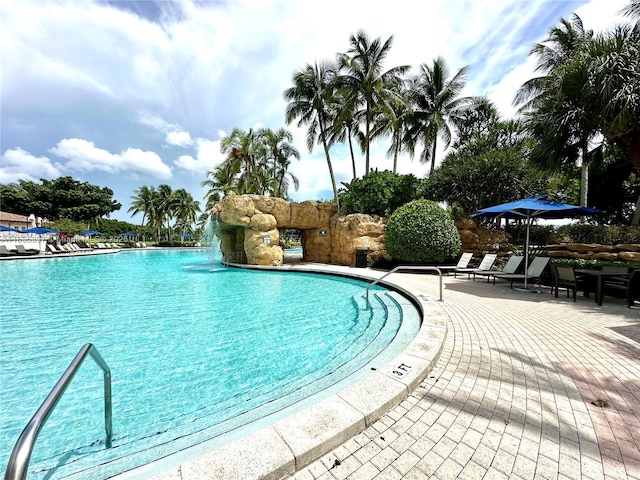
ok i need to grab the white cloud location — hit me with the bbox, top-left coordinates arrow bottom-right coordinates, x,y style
166,130 -> 193,147
174,138 -> 225,174
0,147 -> 62,184
50,138 -> 172,179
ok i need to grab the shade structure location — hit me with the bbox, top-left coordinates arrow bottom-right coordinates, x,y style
79,229 -> 102,236
473,195 -> 601,290
180,233 -> 193,238
22,227 -> 59,234
118,232 -> 137,238
0,225 -> 20,232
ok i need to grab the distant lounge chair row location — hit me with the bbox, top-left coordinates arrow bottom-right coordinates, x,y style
437,252 -> 551,289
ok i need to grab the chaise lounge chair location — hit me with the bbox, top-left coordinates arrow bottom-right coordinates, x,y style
16,244 -> 39,256
473,255 -> 524,283
454,253 -> 497,279
493,256 -> 550,288
0,245 -> 16,257
434,252 -> 473,275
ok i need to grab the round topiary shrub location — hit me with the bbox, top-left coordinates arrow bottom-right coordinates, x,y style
385,199 -> 461,263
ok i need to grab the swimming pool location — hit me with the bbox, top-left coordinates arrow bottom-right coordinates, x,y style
0,249 -> 420,479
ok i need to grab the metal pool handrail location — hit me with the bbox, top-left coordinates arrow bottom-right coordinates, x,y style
222,250 -> 244,265
365,266 -> 444,307
5,343 -> 113,480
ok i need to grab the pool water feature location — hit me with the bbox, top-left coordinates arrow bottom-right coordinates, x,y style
0,249 -> 420,479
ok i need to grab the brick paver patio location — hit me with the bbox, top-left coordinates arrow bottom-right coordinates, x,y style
290,273 -> 639,480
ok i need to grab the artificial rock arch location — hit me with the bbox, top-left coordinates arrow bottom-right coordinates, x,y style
211,194 -> 387,266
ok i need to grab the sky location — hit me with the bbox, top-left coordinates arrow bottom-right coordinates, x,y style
0,0 -> 630,223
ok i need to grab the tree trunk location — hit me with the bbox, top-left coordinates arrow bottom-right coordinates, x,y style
579,143 -> 589,224
320,117 -> 340,211
365,99 -> 371,175
430,138 -> 438,174
348,129 -> 356,179
632,192 -> 640,226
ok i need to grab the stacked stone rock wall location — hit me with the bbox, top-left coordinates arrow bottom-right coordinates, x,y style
212,194 -> 387,266
455,219 -> 509,256
546,243 -> 640,262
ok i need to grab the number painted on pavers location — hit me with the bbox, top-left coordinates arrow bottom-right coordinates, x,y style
392,363 -> 412,377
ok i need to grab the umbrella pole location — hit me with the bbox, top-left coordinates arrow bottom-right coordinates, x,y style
524,215 -> 530,289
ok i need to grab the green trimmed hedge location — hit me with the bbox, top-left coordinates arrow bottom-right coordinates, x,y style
385,199 -> 461,263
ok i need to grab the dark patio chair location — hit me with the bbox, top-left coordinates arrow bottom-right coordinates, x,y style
604,269 -> 640,308
552,265 -> 586,302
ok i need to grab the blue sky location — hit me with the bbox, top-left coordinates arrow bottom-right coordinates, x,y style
0,0 -> 629,223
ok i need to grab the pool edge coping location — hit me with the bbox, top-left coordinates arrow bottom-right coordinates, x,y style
118,263 -> 448,480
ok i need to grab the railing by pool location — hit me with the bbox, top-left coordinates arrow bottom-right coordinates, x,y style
5,343 -> 112,480
365,266 -> 444,308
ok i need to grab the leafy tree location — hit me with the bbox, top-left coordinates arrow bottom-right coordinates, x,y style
284,61 -> 341,208
0,176 -> 121,221
589,145 -> 640,224
425,100 -> 547,217
336,30 -> 409,175
385,199 -> 461,263
339,170 -> 422,216
405,57 -> 472,174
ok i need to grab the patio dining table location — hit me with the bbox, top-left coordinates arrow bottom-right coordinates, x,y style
574,269 -> 633,306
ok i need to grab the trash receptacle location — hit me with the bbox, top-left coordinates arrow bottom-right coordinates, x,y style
355,247 -> 368,268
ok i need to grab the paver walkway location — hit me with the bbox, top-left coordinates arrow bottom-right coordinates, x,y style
290,273 -> 639,480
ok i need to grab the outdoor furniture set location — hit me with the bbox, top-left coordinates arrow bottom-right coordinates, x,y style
441,252 -> 638,308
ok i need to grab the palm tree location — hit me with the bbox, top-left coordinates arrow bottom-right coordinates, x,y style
330,90 -> 361,179
171,189 -> 200,238
156,184 -> 174,241
515,14 -> 596,208
405,57 -> 471,174
336,30 -> 409,174
201,165 -> 237,210
257,127 -> 300,198
370,80 -> 411,173
219,128 -> 269,195
284,61 -> 340,208
620,0 -> 640,18
586,23 -> 640,171
128,185 -> 156,227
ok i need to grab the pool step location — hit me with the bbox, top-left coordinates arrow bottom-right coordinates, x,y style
26,292 -> 407,480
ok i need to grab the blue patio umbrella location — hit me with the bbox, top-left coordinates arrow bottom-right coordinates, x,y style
79,229 -> 102,236
0,225 -> 20,232
22,227 -> 59,234
180,233 -> 193,238
118,232 -> 137,237
473,195 -> 601,290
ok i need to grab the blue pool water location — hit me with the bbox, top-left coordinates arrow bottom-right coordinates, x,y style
0,249 -> 419,479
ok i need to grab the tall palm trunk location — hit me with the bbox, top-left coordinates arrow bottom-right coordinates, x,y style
430,137 -> 438,174
365,99 -> 372,174
347,126 -> 357,179
579,140 -> 589,223
320,116 -> 340,210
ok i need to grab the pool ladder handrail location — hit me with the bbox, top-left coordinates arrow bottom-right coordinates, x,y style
222,250 -> 244,265
365,266 -> 444,307
5,343 -> 113,480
